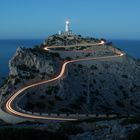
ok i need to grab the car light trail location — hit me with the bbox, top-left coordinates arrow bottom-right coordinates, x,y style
4,41 -> 124,121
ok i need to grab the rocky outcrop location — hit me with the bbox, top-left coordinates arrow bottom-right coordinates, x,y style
1,34 -> 140,116
9,47 -> 60,77
3,34 -> 140,116
20,54 -> 140,115
58,55 -> 140,115
1,34 -> 140,139
0,46 -> 62,101
44,34 -> 100,46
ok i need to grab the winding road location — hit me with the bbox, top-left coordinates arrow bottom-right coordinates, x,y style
3,41 -> 125,121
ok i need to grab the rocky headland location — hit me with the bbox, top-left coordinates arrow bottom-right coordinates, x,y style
1,34 -> 140,139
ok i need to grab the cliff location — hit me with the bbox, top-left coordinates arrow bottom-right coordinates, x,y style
1,34 -> 140,139
1,34 -> 140,116
0,46 -> 62,99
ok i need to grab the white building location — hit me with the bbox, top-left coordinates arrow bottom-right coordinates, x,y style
65,20 -> 70,32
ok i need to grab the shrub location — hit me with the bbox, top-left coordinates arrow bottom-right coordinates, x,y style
91,65 -> 98,70
14,78 -> 21,85
26,102 -> 34,110
78,64 -> 83,68
122,74 -> 128,78
57,124 -> 83,136
121,116 -> 140,125
118,85 -> 123,90
116,100 -> 124,107
36,102 -> 46,110
94,89 -> 99,95
0,128 -> 57,140
65,57 -> 71,61
40,95 -> 46,100
55,95 -> 62,101
127,127 -> 140,140
51,52 -> 60,57
93,79 -> 96,84
48,100 -> 54,106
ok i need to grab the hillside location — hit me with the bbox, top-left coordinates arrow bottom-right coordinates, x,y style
1,34 -> 140,139
1,34 -> 140,116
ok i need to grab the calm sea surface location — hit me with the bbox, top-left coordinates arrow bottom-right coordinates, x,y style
0,39 -> 140,79
110,40 -> 140,59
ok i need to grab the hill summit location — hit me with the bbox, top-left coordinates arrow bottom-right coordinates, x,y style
44,34 -> 102,46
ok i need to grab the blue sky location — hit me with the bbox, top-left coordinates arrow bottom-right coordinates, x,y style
0,0 -> 140,39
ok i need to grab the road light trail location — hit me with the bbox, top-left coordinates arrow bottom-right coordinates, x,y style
44,42 -> 105,51
4,41 -> 125,121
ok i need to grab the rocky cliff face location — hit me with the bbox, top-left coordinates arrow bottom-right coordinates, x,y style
9,47 -> 60,77
0,46 -> 62,99
1,34 -> 140,139
20,54 -> 140,115
55,55 -> 140,114
1,34 -> 140,116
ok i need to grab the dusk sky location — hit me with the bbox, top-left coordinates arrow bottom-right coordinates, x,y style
0,0 -> 140,39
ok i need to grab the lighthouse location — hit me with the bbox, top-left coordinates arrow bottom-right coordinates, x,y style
65,20 -> 70,32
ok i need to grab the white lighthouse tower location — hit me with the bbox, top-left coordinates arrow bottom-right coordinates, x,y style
65,20 -> 70,32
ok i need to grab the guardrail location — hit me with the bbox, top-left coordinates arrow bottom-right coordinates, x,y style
16,105 -> 134,119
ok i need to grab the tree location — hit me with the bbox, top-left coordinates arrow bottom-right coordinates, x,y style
26,102 -> 34,110
36,102 -> 46,110
65,57 -> 71,61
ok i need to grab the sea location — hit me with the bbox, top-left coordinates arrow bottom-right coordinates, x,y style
0,39 -> 140,83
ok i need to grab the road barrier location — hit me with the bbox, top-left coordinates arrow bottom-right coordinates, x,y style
15,106 -> 133,120
33,112 -> 40,116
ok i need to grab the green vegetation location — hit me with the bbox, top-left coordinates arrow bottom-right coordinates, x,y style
46,86 -> 53,95
26,101 -> 34,110
0,77 -> 9,87
0,128 -> 59,140
118,85 -> 124,90
82,84 -> 87,88
69,95 -> 86,110
55,95 -> 62,101
14,78 -> 21,85
116,47 -> 122,51
121,116 -> 140,125
122,90 -> 129,99
65,57 -> 71,61
90,65 -> 98,70
78,64 -> 83,68
71,117 -> 118,124
122,74 -> 128,78
17,65 -> 39,73
116,100 -> 125,107
93,79 -> 96,84
48,100 -> 54,106
127,127 -> 140,140
79,46 -> 86,50
36,102 -> 46,110
59,108 -> 74,113
85,53 -> 90,57
32,45 -> 46,53
32,45 -> 40,50
17,64 -> 29,71
45,85 -> 59,95
51,52 -> 60,58
57,124 -> 83,136
40,95 -> 46,100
